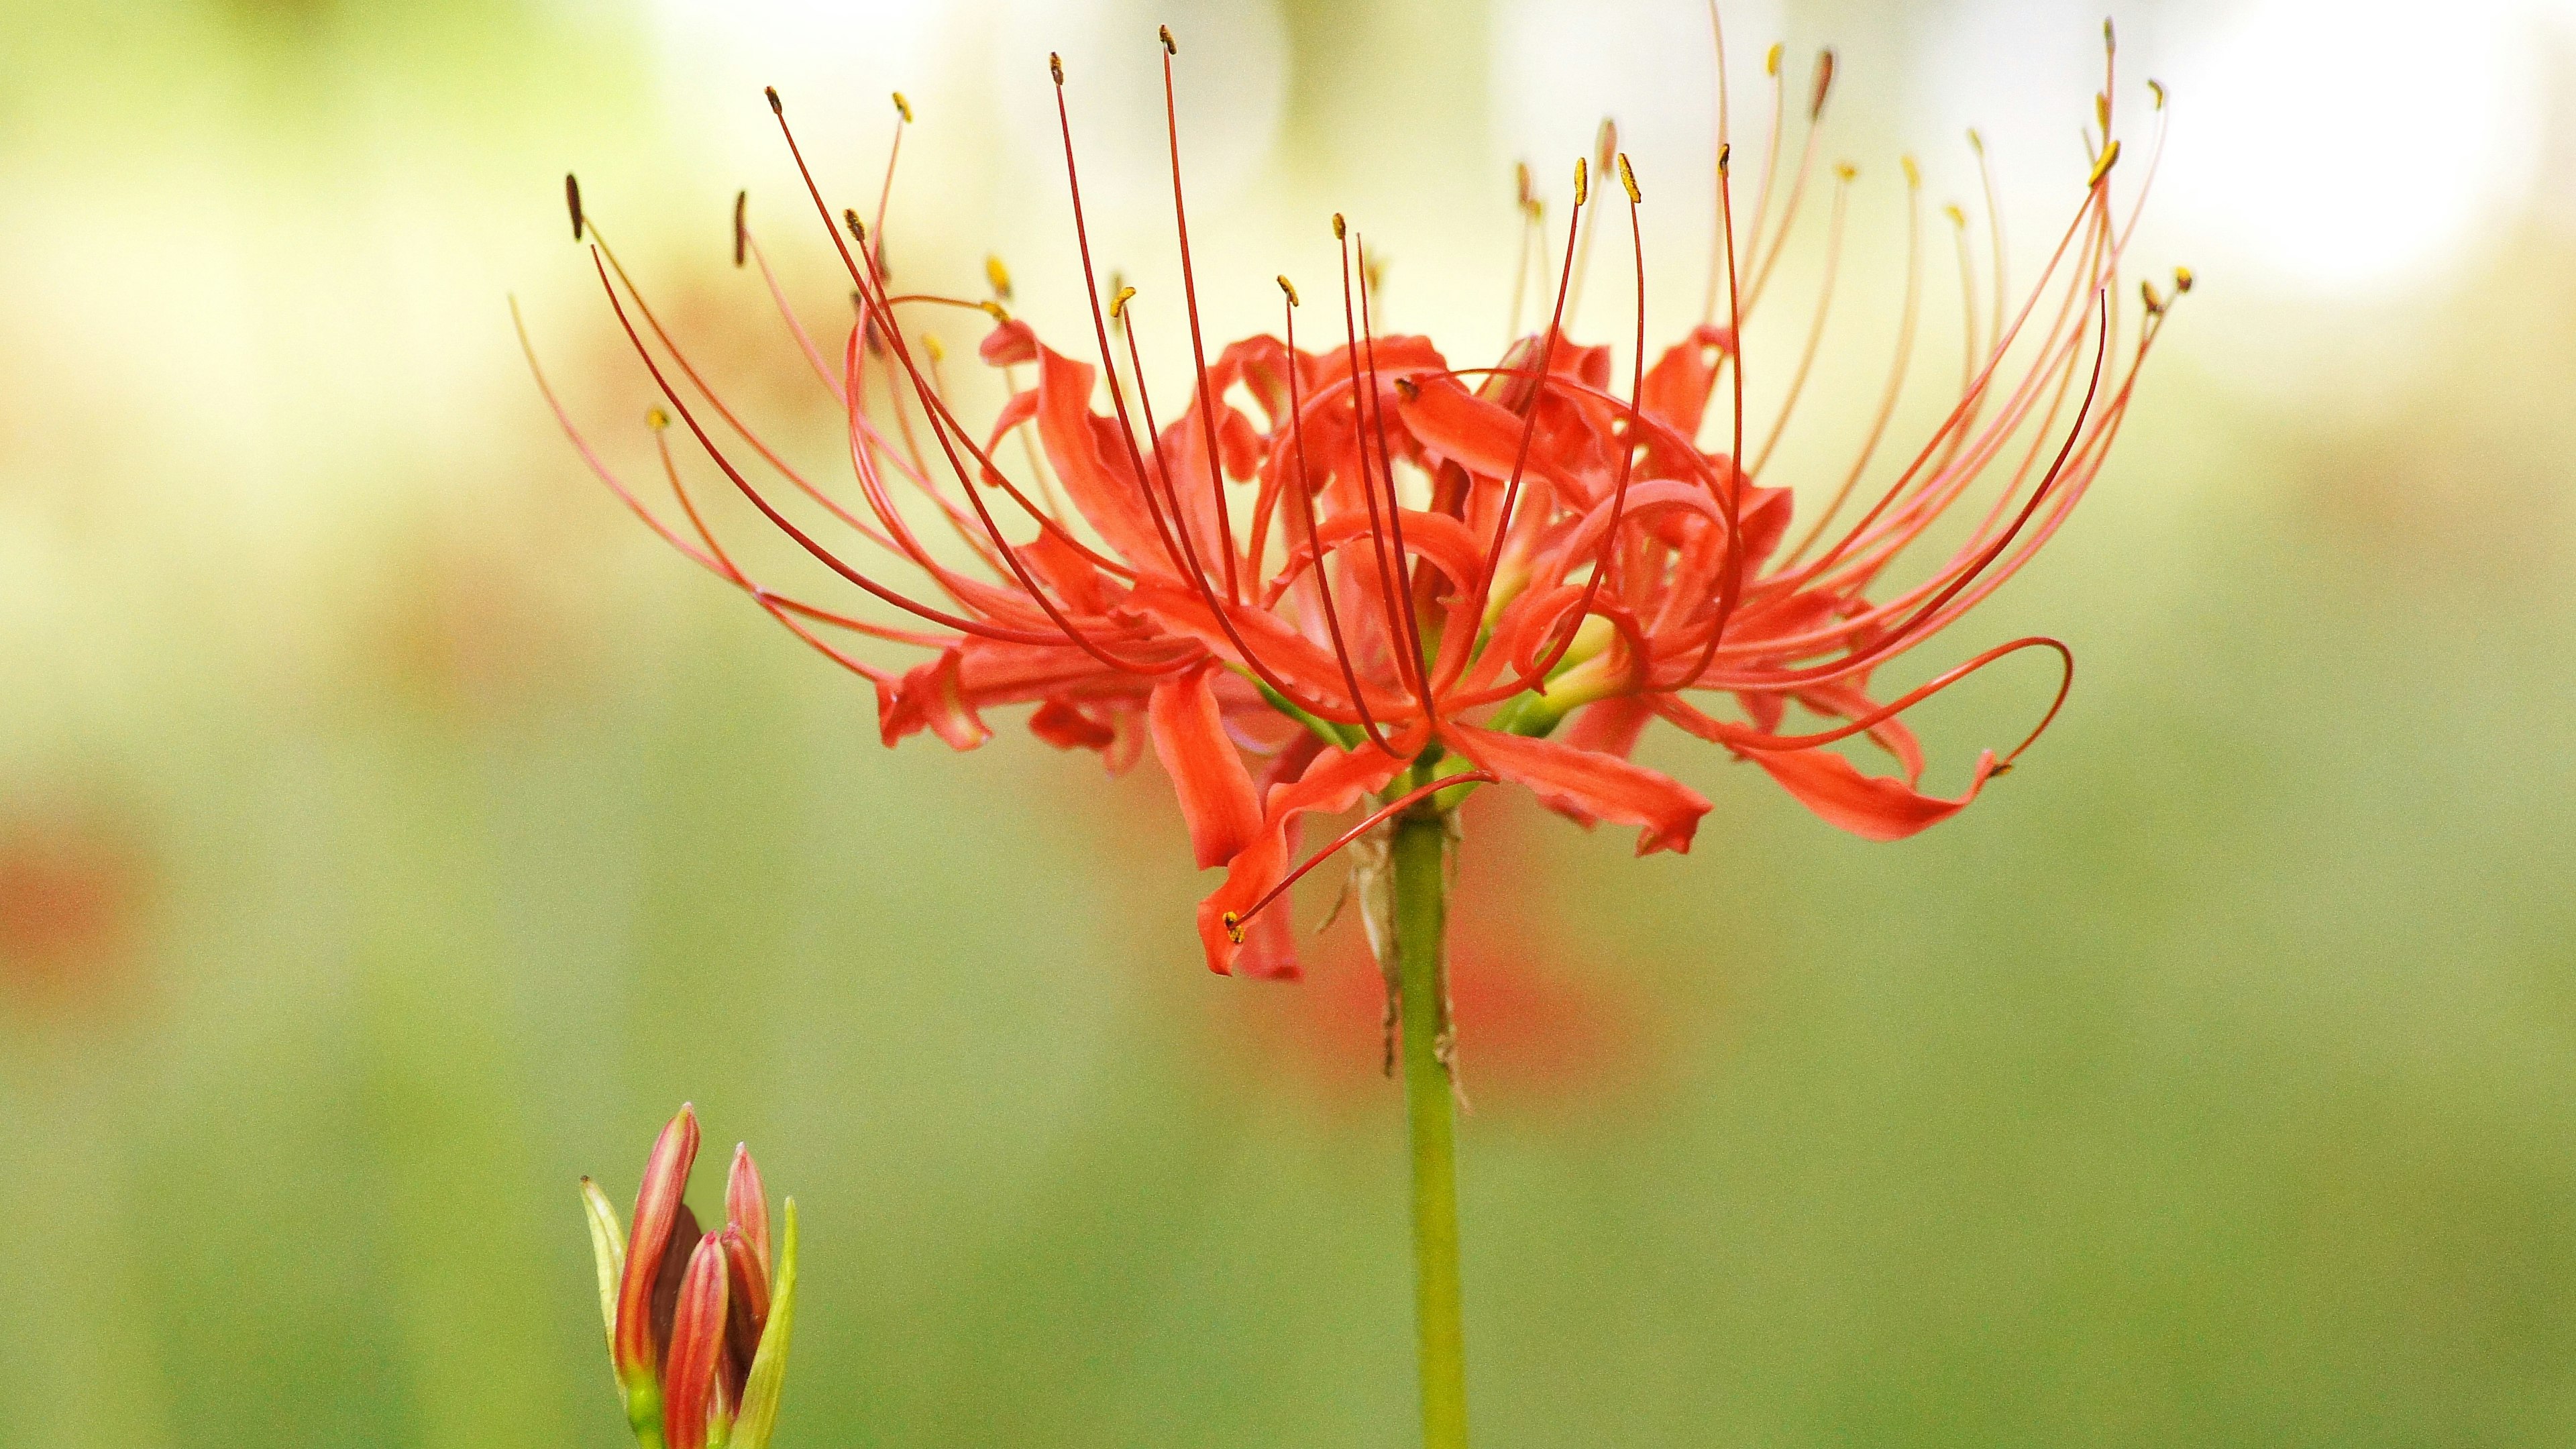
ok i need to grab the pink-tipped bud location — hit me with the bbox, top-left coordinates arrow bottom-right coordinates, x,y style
613,1104 -> 700,1384
663,1232 -> 732,1449
719,1224 -> 773,1398
725,1143 -> 771,1277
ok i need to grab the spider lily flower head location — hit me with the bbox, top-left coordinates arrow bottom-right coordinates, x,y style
582,1106 -> 799,1449
527,17 -> 2180,979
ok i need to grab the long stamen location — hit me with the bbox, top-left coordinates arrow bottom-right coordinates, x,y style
1043,59 -> 1220,592
1520,152 -> 1650,686
1743,48 -> 1835,314
1460,162 -> 1587,643
1746,161 -> 1855,478
588,250 -> 1067,645
1780,157 -> 1924,566
1354,233 -> 1434,715
1220,771 -> 1499,943
1281,277 -> 1394,753
1699,0 -> 1733,325
1333,217 -> 1428,705
1505,162 -> 1538,340
1161,25 -> 1243,602
1671,140 -> 1750,691
1564,117 -> 1617,332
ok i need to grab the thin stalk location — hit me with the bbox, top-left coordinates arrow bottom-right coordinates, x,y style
1390,808 -> 1468,1449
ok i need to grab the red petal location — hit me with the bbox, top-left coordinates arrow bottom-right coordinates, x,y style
1561,694 -> 1653,762
881,649 -> 992,751
1794,680 -> 1927,783
717,1226 -> 770,1407
1439,722 -> 1710,855
1029,697 -> 1117,752
723,1144 -> 769,1277
614,1105 -> 700,1385
1195,737 -> 1415,974
1743,745 -> 1998,841
662,1233 -> 731,1449
1028,343 -> 1172,573
1148,663 -> 1263,869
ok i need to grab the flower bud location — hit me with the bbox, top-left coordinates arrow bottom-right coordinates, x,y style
586,1108 -> 799,1449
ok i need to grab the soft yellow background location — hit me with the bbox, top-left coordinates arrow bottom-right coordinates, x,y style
5,1 -> 2575,1444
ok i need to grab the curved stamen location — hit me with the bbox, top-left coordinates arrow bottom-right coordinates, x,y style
1746,161 -> 1855,478
1354,233 -> 1435,717
1221,771 -> 1500,943
1778,158 -> 1923,567
1281,280 -> 1397,753
1333,220 -> 1430,706
1458,163 -> 1588,648
1161,30 -> 1242,602
1500,153 -> 1651,693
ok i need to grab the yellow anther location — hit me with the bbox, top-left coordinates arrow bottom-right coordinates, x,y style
922,333 -> 945,362
1901,154 -> 1921,189
2088,138 -> 2121,187
1364,254 -> 1386,293
1944,202 -> 1967,227
1515,160 -> 1532,206
1222,911 -> 1243,944
1160,24 -> 1176,55
1049,52 -> 1063,85
892,91 -> 912,123
2149,78 -> 2167,109
1617,152 -> 1640,203
985,254 -> 1012,301
647,407 -> 670,430
1966,127 -> 1985,155
2173,265 -> 2194,293
1717,141 -> 1730,176
1110,284 -> 1136,319
1394,376 -> 1419,401
1332,212 -> 1346,239
1809,48 -> 1837,120
1765,42 -> 1782,76
2140,279 -> 2164,315
979,300 -> 1011,322
1835,161 -> 1858,183
1277,274 -> 1299,307
2095,92 -> 2109,131
1573,156 -> 1588,207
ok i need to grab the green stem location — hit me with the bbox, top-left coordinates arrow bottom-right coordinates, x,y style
1390,808 -> 1469,1449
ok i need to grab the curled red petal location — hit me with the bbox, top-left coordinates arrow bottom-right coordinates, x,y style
1029,697 -> 1118,752
1148,663 -> 1264,870
1195,735 -> 1415,974
1743,744 -> 1999,841
1438,722 -> 1710,855
881,648 -> 993,751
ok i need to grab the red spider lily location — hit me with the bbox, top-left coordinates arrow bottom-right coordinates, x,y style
582,1105 -> 799,1449
526,21 -> 2181,980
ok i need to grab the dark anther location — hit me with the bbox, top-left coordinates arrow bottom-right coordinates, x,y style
765,86 -> 782,115
732,190 -> 747,268
565,173 -> 584,240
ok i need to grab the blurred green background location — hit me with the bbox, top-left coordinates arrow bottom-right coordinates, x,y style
6,0 -> 2576,1444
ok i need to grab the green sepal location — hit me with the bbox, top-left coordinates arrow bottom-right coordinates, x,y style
730,1197 -> 798,1449
580,1177 -> 628,1353
622,1375 -> 667,1449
